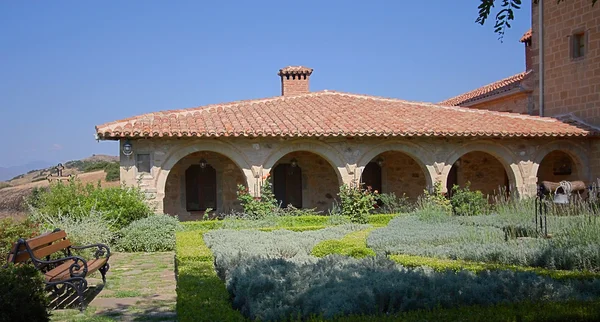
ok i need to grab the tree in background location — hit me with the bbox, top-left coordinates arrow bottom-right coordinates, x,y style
476,0 -> 597,41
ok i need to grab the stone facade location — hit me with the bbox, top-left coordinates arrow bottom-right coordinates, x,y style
118,136 -> 591,218
377,151 -> 427,201
529,0 -> 600,179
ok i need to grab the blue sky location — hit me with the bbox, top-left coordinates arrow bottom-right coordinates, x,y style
0,1 -> 531,168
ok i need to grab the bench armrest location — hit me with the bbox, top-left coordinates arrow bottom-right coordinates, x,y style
70,243 -> 111,260
37,255 -> 90,278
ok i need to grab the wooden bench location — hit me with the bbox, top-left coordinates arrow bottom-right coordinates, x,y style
6,228 -> 110,311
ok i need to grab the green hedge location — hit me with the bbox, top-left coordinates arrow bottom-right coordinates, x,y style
175,230 -> 244,322
312,228 -> 375,258
0,264 -> 50,322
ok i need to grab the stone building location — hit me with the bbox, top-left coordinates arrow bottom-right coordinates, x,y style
96,62 -> 598,219
442,0 -> 600,185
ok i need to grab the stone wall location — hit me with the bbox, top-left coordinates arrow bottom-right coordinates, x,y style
455,151 -> 508,197
271,151 -> 339,212
377,151 -> 427,200
163,151 -> 245,219
118,136 -> 592,217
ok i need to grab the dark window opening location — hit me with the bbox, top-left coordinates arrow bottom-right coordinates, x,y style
571,32 -> 585,59
137,154 -> 151,173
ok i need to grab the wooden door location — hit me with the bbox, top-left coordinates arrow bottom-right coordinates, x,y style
186,165 -> 216,211
273,164 -> 302,208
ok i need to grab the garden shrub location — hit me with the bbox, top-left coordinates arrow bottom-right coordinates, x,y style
116,214 -> 182,252
204,224 -> 368,280
450,183 -> 490,216
415,181 -> 451,220
104,162 -> 120,182
236,179 -> 277,218
338,183 -> 377,224
0,264 -> 50,322
26,178 -> 153,230
377,192 -> 413,214
368,215 -> 600,271
225,255 -> 600,321
0,217 -> 40,255
31,210 -> 115,248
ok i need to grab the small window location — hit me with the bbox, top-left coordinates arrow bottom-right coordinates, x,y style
571,32 -> 585,59
136,154 -> 151,173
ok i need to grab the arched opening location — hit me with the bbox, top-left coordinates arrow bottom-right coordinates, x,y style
537,150 -> 581,183
361,151 -> 427,201
164,151 -> 246,219
270,151 -> 338,211
446,151 -> 509,199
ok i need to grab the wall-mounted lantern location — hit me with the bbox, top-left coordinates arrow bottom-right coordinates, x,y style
290,158 -> 298,168
122,139 -> 133,157
199,158 -> 208,169
376,157 -> 384,167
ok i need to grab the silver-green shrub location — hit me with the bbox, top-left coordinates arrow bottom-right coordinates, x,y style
226,255 -> 600,321
116,214 -> 183,252
368,215 -> 600,271
31,209 -> 115,247
204,224 -> 368,280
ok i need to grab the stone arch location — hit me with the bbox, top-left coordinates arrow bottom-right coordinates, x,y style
262,141 -> 346,185
356,142 -> 433,198
155,140 -> 254,203
531,140 -> 590,183
356,142 -> 433,189
443,141 -> 521,196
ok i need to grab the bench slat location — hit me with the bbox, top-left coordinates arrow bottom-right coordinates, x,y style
45,258 -> 108,282
26,230 -> 67,249
33,239 -> 72,259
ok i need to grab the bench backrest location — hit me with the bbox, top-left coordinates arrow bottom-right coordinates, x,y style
8,230 -> 71,264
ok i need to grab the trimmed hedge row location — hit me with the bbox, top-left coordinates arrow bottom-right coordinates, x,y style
312,228 -> 376,258
180,214 -> 397,232
175,230 -> 244,322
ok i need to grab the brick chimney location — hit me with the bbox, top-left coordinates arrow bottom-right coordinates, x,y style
520,29 -> 532,70
278,66 -> 313,96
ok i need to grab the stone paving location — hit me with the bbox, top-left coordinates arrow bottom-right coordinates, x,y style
51,252 -> 177,322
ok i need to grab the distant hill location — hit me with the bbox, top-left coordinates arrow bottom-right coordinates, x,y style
0,161 -> 55,182
0,154 -> 119,219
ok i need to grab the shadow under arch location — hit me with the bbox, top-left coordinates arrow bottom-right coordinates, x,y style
356,141 -> 434,192
443,141 -> 520,196
262,140 -> 346,185
155,140 -> 253,197
531,140 -> 590,183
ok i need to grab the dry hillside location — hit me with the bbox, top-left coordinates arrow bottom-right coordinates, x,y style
0,155 -> 120,219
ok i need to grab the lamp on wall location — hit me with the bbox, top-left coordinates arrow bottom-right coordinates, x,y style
376,157 -> 384,167
290,158 -> 298,168
199,158 -> 208,169
455,158 -> 461,167
122,139 -> 133,157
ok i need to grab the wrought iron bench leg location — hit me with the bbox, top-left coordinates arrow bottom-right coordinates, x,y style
99,262 -> 110,284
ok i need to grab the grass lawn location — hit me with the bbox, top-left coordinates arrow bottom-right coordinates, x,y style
50,252 -> 176,322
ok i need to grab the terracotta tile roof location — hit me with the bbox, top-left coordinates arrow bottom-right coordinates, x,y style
521,29 -> 532,43
439,71 -> 531,106
96,90 -> 597,140
278,66 -> 313,76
